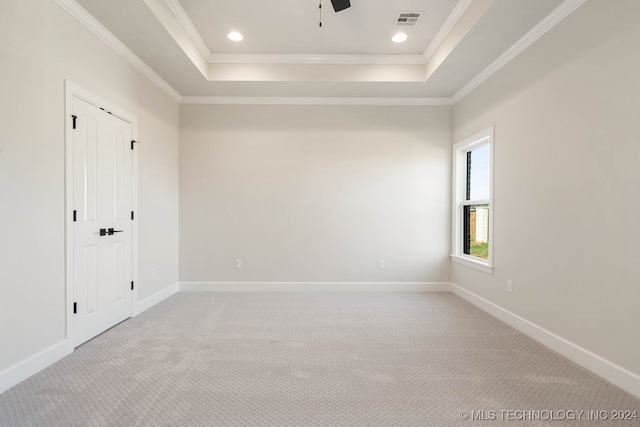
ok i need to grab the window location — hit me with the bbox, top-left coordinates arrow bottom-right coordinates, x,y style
452,127 -> 493,273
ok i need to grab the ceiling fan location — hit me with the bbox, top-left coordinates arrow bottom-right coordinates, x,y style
330,0 -> 351,12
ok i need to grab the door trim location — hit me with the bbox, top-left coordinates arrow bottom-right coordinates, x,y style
64,80 -> 139,345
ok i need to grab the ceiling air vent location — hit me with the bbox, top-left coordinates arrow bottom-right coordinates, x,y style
395,12 -> 423,26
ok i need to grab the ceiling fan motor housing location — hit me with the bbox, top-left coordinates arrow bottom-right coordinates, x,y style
331,0 -> 351,12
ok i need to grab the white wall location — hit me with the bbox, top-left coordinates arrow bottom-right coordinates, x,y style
0,0 -> 179,372
452,0 -> 640,376
179,105 -> 452,284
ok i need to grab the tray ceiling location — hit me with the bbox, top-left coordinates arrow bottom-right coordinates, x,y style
67,0 -> 583,102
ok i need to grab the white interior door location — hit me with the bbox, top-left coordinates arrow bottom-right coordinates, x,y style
72,96 -> 133,347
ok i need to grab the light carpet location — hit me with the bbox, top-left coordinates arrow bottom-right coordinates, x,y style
0,292 -> 638,426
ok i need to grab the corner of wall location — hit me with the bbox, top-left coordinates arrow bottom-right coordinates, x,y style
134,282 -> 181,316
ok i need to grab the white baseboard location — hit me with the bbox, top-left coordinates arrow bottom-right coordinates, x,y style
451,283 -> 640,399
134,282 -> 180,316
180,281 -> 452,293
0,340 -> 73,395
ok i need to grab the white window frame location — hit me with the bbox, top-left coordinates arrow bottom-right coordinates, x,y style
451,127 -> 494,273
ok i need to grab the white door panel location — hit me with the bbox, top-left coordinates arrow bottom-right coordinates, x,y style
73,97 -> 132,346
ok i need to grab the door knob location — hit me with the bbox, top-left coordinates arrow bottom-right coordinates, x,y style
99,228 -> 124,236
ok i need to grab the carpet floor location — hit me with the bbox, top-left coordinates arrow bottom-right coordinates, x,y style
0,292 -> 638,426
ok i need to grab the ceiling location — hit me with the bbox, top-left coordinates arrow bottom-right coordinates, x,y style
66,0 -> 583,103
181,0 -> 458,56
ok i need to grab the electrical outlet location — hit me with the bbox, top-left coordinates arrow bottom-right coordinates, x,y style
507,280 -> 513,293
151,267 -> 156,278
235,259 -> 242,269
377,260 -> 384,270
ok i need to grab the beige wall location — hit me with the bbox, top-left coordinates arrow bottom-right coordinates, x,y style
452,0 -> 640,376
179,105 -> 452,283
0,0 -> 179,371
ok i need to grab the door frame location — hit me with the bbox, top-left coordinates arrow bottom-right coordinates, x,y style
64,80 -> 139,345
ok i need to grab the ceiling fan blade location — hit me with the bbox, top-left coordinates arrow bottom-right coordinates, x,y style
330,0 -> 351,12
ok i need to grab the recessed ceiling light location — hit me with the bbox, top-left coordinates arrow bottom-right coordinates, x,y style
392,32 -> 408,43
227,32 -> 243,42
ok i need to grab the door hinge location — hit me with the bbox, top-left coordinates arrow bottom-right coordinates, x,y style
71,115 -> 77,129
73,210 -> 77,222
73,302 -> 77,314
131,211 -> 135,220
131,281 -> 135,291
131,140 -> 139,150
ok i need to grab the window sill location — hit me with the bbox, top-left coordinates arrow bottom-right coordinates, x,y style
450,254 -> 494,274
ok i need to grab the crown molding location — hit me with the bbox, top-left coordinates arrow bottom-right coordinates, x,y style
451,0 -> 589,103
207,54 -> 426,65
180,96 -> 455,106
164,0 -> 211,62
53,0 -> 182,103
421,0 -> 474,62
